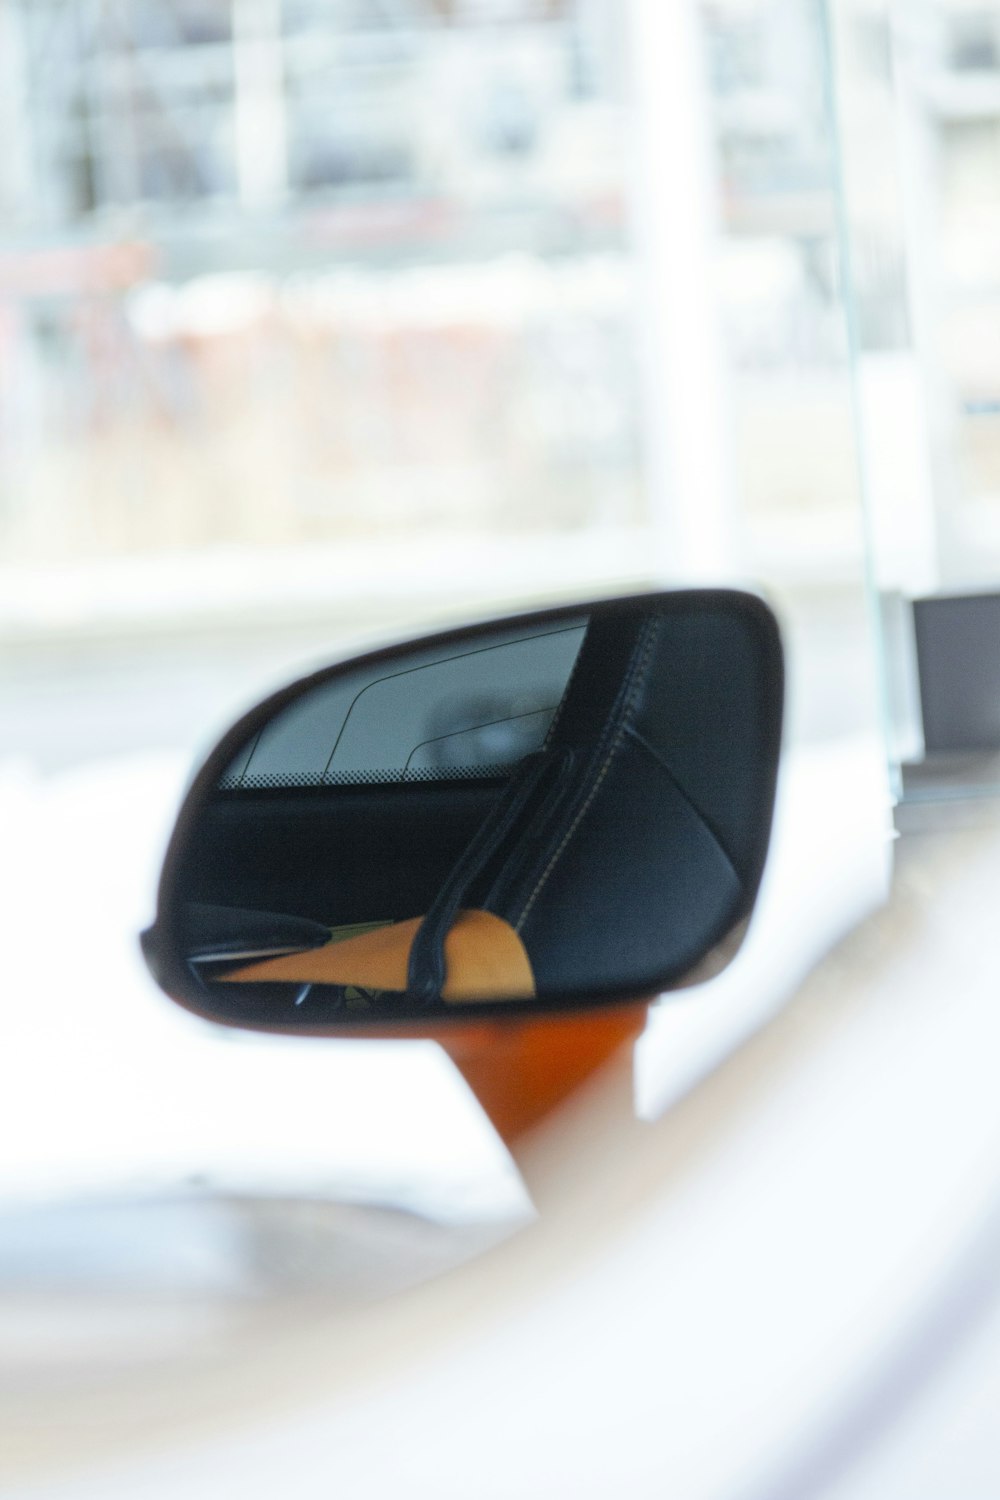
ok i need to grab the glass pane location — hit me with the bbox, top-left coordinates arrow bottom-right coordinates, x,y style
831,0 -> 1000,807
697,0 -> 886,757
1,0 -> 892,1408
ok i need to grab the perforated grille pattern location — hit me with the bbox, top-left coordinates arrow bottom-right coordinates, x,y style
217,763 -> 515,791
218,771 -> 325,790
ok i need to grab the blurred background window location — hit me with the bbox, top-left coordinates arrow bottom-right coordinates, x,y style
11,3 -> 1000,1467
0,0 -> 640,566
0,0 -> 908,1359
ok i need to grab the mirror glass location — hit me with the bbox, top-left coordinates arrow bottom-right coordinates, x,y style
143,592 -> 782,1025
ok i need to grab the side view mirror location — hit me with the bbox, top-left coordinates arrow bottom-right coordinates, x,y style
141,590 -> 783,1034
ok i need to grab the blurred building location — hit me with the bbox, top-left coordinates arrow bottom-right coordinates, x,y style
0,0 -> 621,263
2,0 -> 999,600
0,0 -> 643,563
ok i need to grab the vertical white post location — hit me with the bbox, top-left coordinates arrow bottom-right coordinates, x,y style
233,0 -> 288,210
887,2 -> 962,592
0,0 -> 34,227
621,0 -> 735,582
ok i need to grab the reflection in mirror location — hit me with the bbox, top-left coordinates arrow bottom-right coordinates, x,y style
221,618 -> 586,789
143,592 -> 783,1026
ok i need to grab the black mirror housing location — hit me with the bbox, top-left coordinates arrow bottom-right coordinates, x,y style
142,590 -> 783,1031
